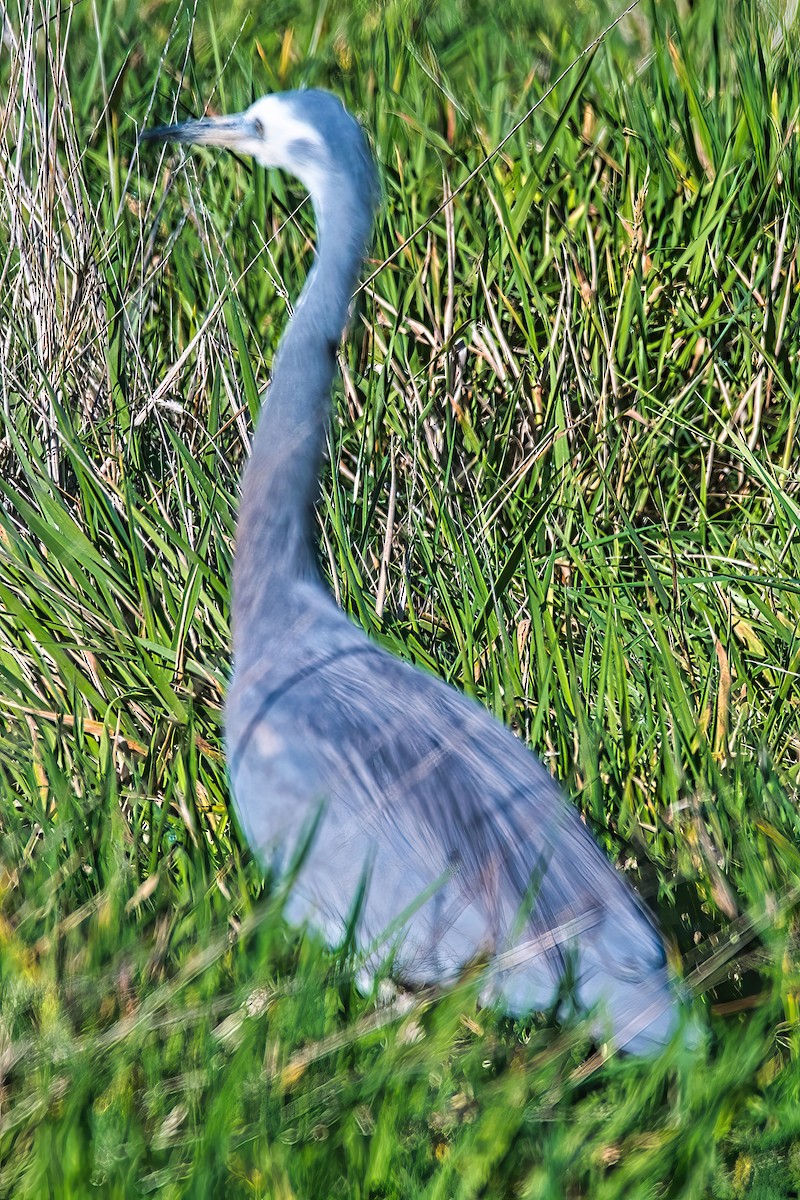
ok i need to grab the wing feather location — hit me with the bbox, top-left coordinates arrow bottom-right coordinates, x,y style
227,613 -> 667,1020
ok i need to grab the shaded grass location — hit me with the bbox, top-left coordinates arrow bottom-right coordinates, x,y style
0,0 -> 799,1195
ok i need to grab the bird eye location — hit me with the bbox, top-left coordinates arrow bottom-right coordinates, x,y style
252,118 -> 265,138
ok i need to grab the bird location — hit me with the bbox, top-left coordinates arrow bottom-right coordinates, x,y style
146,88 -> 689,1054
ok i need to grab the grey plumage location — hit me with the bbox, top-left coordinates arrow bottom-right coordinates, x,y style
147,89 -> 688,1054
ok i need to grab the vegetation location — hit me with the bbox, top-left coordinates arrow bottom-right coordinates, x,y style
0,0 -> 799,1194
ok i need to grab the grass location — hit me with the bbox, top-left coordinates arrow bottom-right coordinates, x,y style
0,0 -> 799,1194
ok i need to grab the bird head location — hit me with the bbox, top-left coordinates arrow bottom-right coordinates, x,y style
144,89 -> 378,212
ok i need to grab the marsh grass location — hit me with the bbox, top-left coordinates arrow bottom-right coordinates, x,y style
0,0 -> 799,1195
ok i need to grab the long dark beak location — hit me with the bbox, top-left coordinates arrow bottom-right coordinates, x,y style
142,112 -> 252,151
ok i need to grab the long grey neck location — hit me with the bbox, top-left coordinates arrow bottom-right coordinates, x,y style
232,182 -> 372,661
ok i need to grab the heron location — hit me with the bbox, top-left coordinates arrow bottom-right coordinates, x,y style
146,89 -> 689,1054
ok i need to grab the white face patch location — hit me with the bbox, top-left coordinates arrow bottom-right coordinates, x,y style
244,95 -> 327,190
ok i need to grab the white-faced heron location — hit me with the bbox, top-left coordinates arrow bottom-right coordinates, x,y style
147,89 -> 690,1054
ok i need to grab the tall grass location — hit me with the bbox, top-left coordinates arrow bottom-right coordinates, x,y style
0,0 -> 799,1195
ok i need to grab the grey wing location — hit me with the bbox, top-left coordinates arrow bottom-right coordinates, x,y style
225,619 -> 669,1025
